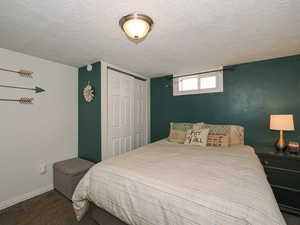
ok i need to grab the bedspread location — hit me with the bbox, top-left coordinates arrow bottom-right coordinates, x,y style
73,140 -> 286,225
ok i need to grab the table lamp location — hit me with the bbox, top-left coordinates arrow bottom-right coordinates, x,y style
270,114 -> 295,151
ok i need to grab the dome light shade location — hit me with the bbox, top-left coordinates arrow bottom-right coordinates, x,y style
119,13 -> 153,41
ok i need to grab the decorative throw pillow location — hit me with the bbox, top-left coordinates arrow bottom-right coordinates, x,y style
184,129 -> 209,146
207,134 -> 230,147
192,122 -> 205,130
168,122 -> 194,143
202,123 -> 244,146
202,124 -> 231,135
229,126 -> 244,145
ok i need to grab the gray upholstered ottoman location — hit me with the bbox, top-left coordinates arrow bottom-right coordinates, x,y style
53,158 -> 94,200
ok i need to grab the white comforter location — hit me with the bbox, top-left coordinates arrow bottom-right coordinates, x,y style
73,140 -> 286,225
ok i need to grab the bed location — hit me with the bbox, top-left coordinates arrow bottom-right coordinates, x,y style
73,139 -> 286,225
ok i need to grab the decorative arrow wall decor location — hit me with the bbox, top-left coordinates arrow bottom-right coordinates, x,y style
0,97 -> 33,104
0,67 -> 44,104
0,84 -> 45,93
0,67 -> 33,78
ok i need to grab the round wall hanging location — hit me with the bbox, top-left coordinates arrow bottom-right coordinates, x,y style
83,81 -> 94,102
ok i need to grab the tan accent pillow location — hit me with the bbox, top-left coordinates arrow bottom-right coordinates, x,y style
207,134 -> 230,147
168,129 -> 188,144
184,129 -> 209,147
229,126 -> 244,145
168,122 -> 194,143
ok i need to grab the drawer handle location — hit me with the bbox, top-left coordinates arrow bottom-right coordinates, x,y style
264,160 -> 269,165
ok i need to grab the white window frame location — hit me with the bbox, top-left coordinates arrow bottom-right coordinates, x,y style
173,70 -> 223,96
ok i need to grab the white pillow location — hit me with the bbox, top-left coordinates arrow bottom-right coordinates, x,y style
184,128 -> 210,147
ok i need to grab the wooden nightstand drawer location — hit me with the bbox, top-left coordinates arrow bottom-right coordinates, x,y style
272,186 -> 300,211
256,147 -> 300,215
264,167 -> 300,190
260,157 -> 300,171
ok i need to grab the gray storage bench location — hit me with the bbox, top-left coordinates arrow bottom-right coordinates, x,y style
53,158 -> 94,200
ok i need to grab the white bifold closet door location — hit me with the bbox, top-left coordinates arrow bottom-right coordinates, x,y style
134,79 -> 147,149
107,69 -> 147,158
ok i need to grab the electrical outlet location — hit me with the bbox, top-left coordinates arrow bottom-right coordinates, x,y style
39,162 -> 47,175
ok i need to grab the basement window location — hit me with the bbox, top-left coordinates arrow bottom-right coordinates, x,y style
173,70 -> 223,96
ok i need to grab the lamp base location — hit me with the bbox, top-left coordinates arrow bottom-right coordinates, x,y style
274,130 -> 287,152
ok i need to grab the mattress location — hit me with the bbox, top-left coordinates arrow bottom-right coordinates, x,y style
73,139 -> 286,225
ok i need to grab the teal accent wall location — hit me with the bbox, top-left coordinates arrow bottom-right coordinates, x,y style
151,55 -> 300,146
78,62 -> 101,162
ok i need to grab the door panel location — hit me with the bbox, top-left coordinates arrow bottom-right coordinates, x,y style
112,95 -> 120,127
108,69 -> 134,158
112,137 -> 120,157
134,79 -> 147,149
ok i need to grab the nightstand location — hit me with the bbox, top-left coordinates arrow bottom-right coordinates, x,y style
255,146 -> 300,215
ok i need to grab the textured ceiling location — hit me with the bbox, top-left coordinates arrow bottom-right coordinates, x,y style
0,0 -> 300,77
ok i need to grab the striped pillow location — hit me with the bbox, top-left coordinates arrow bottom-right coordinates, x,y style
207,134 -> 230,147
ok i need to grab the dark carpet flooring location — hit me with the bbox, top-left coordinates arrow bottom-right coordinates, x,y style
0,190 -> 97,225
0,190 -> 299,225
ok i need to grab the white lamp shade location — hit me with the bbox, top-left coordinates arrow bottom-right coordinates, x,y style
122,18 -> 150,39
270,114 -> 295,131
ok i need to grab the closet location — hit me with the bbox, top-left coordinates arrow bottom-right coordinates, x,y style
106,67 -> 147,159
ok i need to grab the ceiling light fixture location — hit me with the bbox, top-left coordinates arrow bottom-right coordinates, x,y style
119,13 -> 153,42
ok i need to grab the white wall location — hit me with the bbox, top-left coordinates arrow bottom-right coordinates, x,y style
0,48 -> 78,209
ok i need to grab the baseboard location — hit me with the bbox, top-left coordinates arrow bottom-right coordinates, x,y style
0,184 -> 53,211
